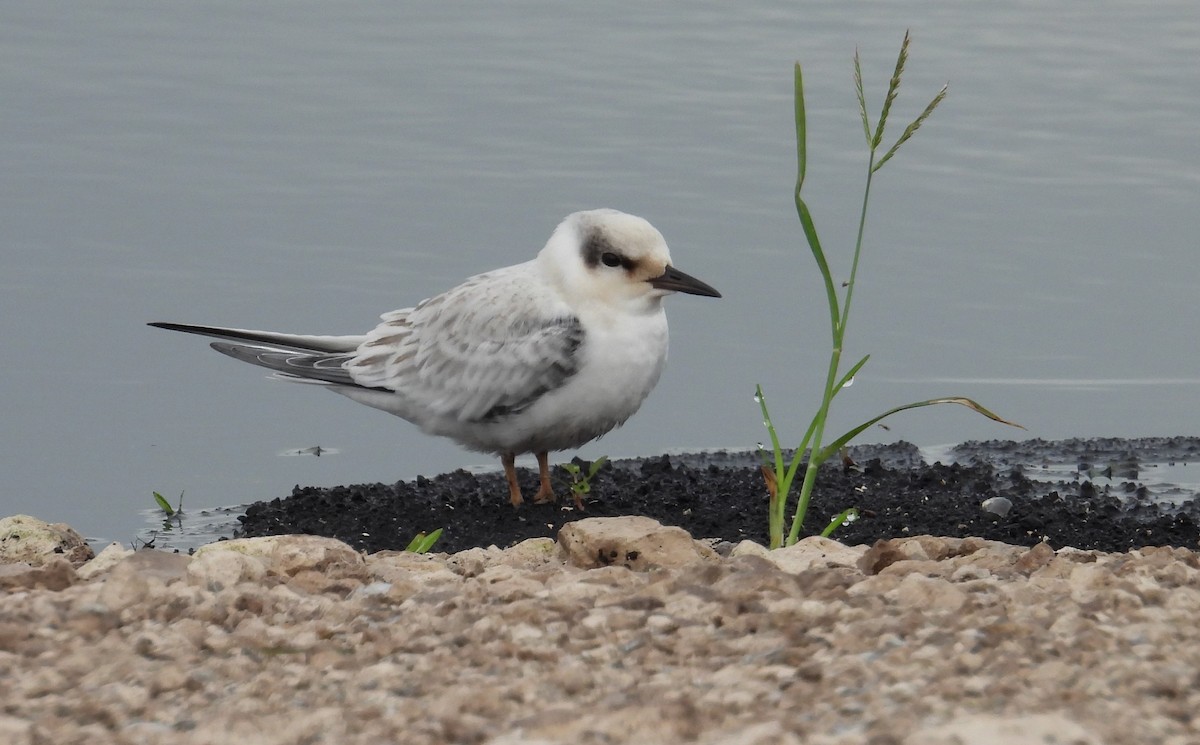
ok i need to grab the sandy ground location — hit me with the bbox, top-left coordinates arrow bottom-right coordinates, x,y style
2,518 -> 1199,745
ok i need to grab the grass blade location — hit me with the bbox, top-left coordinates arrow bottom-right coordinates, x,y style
832,354 -> 870,398
794,62 -> 808,192
820,507 -> 859,538
795,195 -> 841,337
414,528 -> 443,553
819,396 -> 1025,461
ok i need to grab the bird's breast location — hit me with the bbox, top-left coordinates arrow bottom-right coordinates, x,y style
566,311 -> 669,413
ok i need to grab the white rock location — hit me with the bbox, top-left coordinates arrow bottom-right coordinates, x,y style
193,534 -> 365,577
0,514 -> 93,567
76,542 -> 134,580
732,535 -> 865,574
187,548 -> 268,589
558,516 -> 718,571
905,712 -> 1104,745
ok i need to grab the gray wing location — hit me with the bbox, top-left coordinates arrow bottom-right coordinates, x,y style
346,268 -> 585,423
208,343 -> 366,387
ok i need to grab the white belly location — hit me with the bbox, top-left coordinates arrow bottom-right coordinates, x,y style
456,309 -> 669,454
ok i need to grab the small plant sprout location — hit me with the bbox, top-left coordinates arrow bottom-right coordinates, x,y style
152,490 -> 184,517
758,32 -> 1023,549
404,528 -> 443,554
560,456 -> 608,510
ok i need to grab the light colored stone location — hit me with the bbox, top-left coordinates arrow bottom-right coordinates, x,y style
557,516 -> 718,570
905,712 -> 1104,745
0,558 -> 76,591
0,514 -> 94,568
187,547 -> 268,589
0,532 -> 1196,745
0,715 -> 33,745
729,539 -> 771,559
747,535 -> 866,574
498,536 -> 561,568
108,548 -> 191,583
75,542 -> 135,580
885,572 -> 968,612
192,534 -> 366,581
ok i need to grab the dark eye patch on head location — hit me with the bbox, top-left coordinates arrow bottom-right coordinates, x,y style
582,231 -> 636,271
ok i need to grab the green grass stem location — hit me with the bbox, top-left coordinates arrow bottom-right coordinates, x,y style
759,32 -> 1021,549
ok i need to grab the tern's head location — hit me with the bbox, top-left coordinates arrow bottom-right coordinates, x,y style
540,209 -> 720,312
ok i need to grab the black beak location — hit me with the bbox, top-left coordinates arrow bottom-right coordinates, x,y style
648,265 -> 721,298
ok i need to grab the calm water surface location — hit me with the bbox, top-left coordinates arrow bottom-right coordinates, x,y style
3,2 -> 1198,547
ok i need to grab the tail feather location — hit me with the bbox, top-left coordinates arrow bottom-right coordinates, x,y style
148,322 -> 362,353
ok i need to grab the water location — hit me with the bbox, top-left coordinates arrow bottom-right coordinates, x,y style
2,2 -> 1198,549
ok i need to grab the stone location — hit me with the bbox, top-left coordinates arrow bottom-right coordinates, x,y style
0,558 -> 77,591
187,548 -> 268,590
0,515 -> 94,568
558,516 -> 719,570
778,534 -> 865,570
192,534 -> 367,581
75,542 -> 135,580
905,712 -> 1104,745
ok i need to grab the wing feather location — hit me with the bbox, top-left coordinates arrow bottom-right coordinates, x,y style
346,267 -> 584,423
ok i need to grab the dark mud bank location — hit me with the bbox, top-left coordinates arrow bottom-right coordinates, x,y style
236,437 -> 1200,554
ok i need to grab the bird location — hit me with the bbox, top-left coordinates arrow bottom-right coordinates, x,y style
150,208 -> 721,509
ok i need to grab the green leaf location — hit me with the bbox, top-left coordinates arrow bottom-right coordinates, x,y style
153,491 -> 175,516
819,397 -> 1025,461
405,528 -> 444,554
795,195 -> 841,338
586,456 -> 609,480
820,507 -> 859,538
794,62 -> 807,192
832,354 -> 871,398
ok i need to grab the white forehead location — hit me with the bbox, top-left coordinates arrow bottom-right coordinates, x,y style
567,209 -> 670,262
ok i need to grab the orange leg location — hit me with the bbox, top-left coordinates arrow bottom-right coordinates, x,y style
502,452 -> 523,507
532,451 -> 557,504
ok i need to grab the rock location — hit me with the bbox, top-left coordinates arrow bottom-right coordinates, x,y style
75,542 -> 135,580
0,515 -> 94,568
187,547 -> 267,589
193,535 -> 366,578
0,558 -> 77,591
905,712 -> 1104,744
108,549 -> 192,584
94,550 -> 193,612
730,536 -> 866,574
857,537 -> 913,575
884,572 -> 967,612
1014,541 -> 1056,575
187,535 -> 366,594
0,715 -> 33,745
497,536 -> 560,568
557,516 -> 719,570
981,496 -> 1013,517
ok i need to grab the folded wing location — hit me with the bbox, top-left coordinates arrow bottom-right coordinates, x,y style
347,270 -> 585,423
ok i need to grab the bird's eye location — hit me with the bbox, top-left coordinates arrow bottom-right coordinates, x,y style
601,252 -> 623,268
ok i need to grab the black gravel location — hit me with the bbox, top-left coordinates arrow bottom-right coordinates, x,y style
235,438 -> 1200,554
